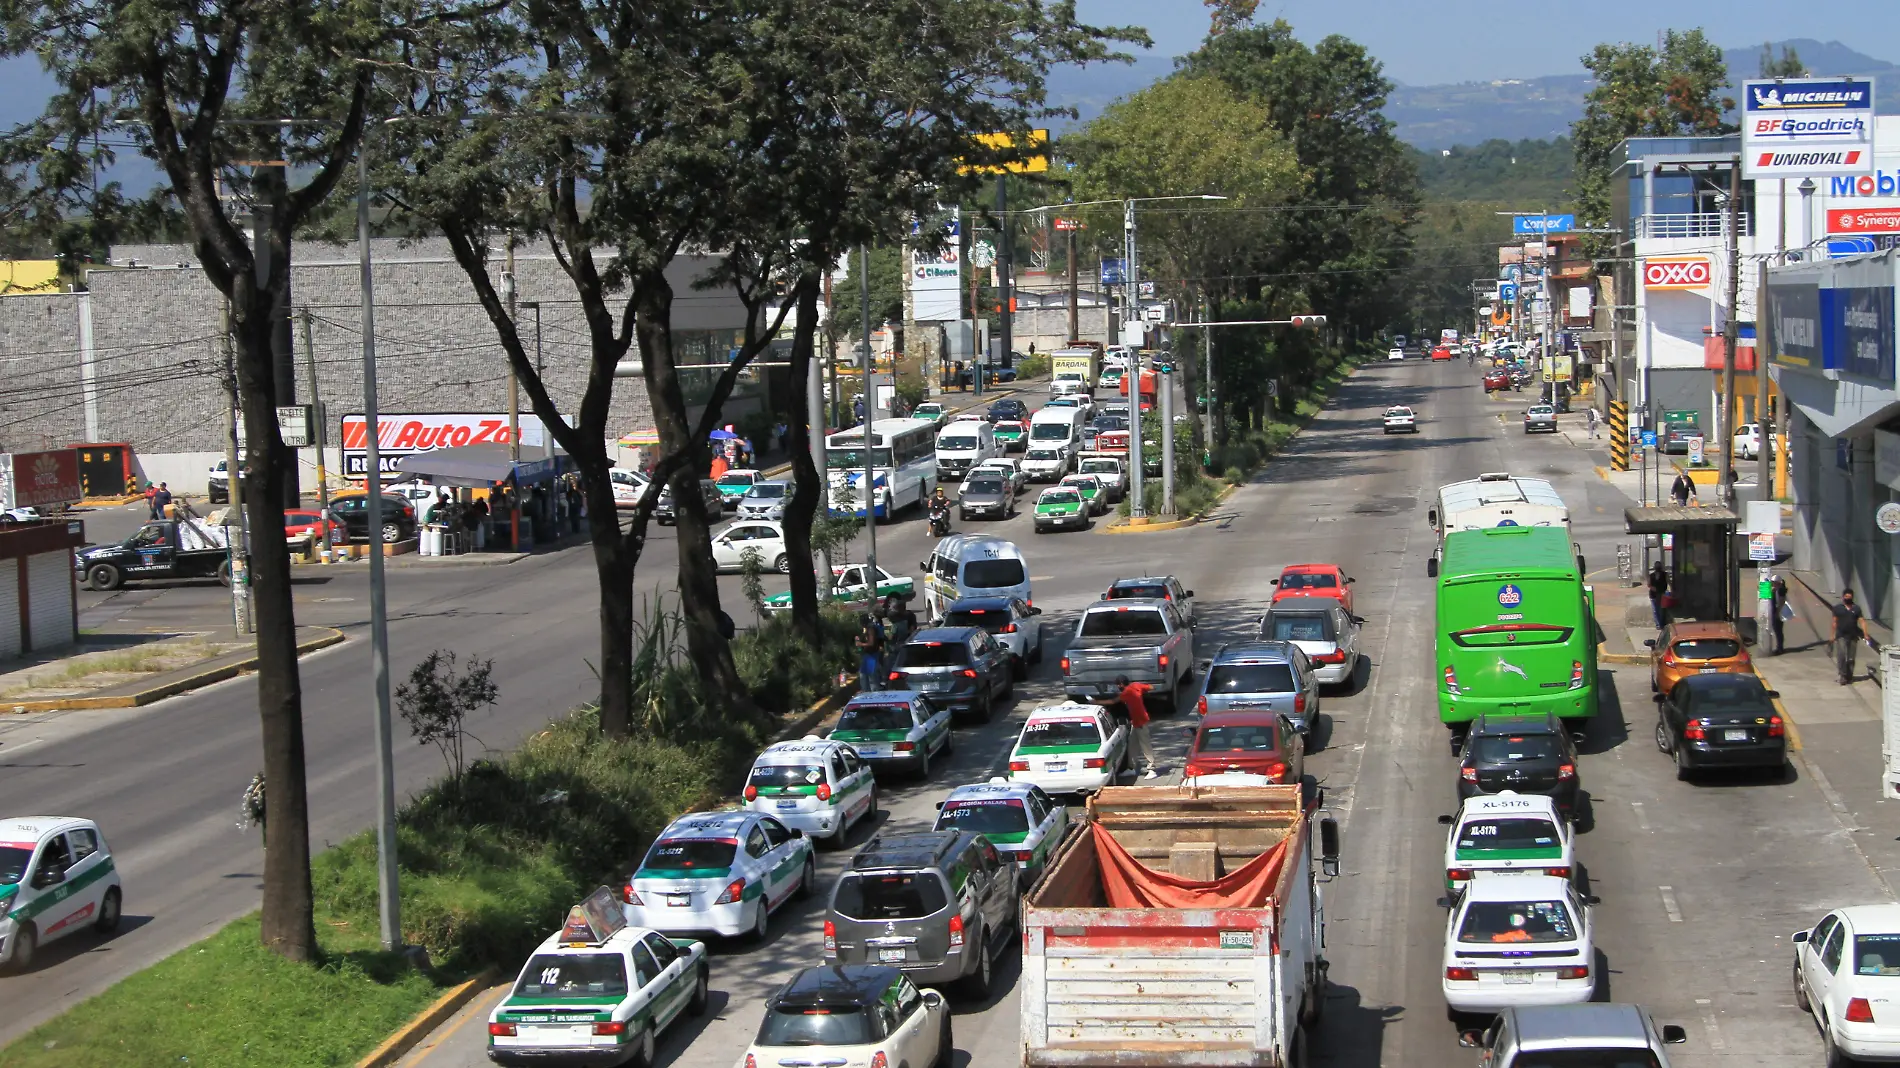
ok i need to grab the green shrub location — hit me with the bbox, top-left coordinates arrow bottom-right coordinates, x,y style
1224,466 -> 1246,486
1016,354 -> 1051,380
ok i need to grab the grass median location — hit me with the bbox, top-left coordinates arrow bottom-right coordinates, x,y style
0,612 -> 858,1068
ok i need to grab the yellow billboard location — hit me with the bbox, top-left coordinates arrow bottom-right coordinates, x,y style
0,261 -> 62,295
963,130 -> 1050,175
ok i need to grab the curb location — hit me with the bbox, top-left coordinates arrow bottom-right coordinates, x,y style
1597,651 -> 1647,666
4,628 -> 348,713
778,681 -> 859,742
355,967 -> 499,1068
80,495 -> 143,506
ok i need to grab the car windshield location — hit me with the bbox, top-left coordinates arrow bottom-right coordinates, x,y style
1856,934 -> 1900,975
1206,663 -> 1296,693
1457,899 -> 1577,943
943,608 -> 1011,635
1280,572 -> 1336,590
1080,462 -> 1117,475
1108,583 -> 1170,601
745,484 -> 787,499
749,764 -> 827,789
757,1004 -> 875,1047
1031,424 -> 1071,441
643,837 -> 738,871
512,952 -> 629,998
0,845 -> 31,884
1027,448 -> 1062,461
837,703 -> 915,732
1510,1053 -> 1661,1068
1469,734 -> 1560,764
964,479 -> 1005,495
939,435 -> 978,450
1196,723 -> 1280,753
964,559 -> 1025,588
832,872 -> 949,920
937,798 -> 1030,836
1386,408 -> 1410,417
1457,817 -> 1562,852
1079,608 -> 1167,637
1672,637 -> 1741,660
1265,612 -> 1334,642
1021,719 -> 1103,748
896,642 -> 970,668
1041,491 -> 1080,505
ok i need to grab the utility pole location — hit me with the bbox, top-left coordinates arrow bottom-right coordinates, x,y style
1124,200 -> 1145,521
1065,222 -> 1079,343
823,270 -> 839,429
1159,365 -> 1175,516
220,301 -> 250,635
300,309 -> 332,561
859,245 -> 877,583
991,180 -> 1012,398
503,239 -> 521,550
1757,257 -> 1772,495
1720,157 -> 1742,507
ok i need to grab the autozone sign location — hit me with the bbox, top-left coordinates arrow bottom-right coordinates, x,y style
340,413 -> 549,477
1643,258 -> 1712,290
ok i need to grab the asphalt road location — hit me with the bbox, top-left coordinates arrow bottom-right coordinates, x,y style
6,361 -> 1875,1067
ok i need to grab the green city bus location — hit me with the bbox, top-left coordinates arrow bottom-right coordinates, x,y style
1436,525 -> 1597,732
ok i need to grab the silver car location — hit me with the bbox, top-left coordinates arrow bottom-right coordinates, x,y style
1261,600 -> 1361,687
1524,405 -> 1557,433
736,479 -> 791,521
1194,640 -> 1320,734
957,471 -> 1015,520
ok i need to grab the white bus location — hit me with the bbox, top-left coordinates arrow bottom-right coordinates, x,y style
1426,472 -> 1570,576
826,417 -> 939,520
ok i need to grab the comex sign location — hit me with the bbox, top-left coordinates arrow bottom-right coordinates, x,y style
1742,78 -> 1876,180
1643,257 -> 1712,290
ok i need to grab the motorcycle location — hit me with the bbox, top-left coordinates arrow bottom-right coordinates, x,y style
928,503 -> 952,538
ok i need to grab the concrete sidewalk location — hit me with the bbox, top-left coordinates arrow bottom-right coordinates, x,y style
0,625 -> 346,712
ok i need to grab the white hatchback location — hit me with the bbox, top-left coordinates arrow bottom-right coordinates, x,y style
1442,874 -> 1596,1014
709,520 -> 791,574
0,816 -> 124,971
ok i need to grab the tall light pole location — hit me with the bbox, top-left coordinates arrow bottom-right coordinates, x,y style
859,245 -> 877,590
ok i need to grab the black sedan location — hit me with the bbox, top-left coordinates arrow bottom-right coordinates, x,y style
1457,711 -> 1580,815
987,398 -> 1029,423
1655,672 -> 1787,779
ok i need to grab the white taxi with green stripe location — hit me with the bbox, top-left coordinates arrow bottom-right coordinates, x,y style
1439,791 -> 1574,898
742,737 -> 878,846
0,815 -> 123,972
1033,486 -> 1088,533
623,810 -> 817,941
489,887 -> 709,1067
829,690 -> 953,778
1006,703 -> 1128,795
932,777 -> 1071,882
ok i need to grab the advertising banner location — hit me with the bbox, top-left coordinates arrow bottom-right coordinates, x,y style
1825,286 -> 1896,380
1512,214 -> 1574,235
1099,259 -> 1126,285
1743,78 -> 1876,180
1827,207 -> 1900,235
1643,257 -> 1713,290
908,208 -> 961,322
341,413 -> 550,478
1768,281 -> 1824,368
0,448 -> 81,509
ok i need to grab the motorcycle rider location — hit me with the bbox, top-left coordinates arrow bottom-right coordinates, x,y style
927,486 -> 951,534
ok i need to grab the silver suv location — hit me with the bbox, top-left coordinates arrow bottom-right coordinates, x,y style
1194,640 -> 1320,734
1461,1004 -> 1687,1066
823,830 -> 1020,999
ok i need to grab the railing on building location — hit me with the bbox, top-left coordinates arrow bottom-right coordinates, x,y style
1635,212 -> 1754,240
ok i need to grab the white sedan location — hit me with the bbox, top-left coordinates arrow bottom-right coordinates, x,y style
1382,406 -> 1418,433
709,520 -> 790,573
1387,348 -> 1405,361
1794,904 -> 1900,1063
623,810 -> 816,940
1007,704 -> 1128,796
1441,874 -> 1597,1014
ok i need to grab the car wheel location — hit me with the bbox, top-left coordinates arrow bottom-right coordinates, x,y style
975,689 -> 993,724
1031,637 -> 1044,665
689,964 -> 710,1015
960,928 -> 993,999
1012,654 -> 1027,681
380,522 -> 403,544
773,554 -> 790,574
1823,1017 -> 1851,1068
1794,961 -> 1812,1013
3,924 -> 34,974
1674,744 -> 1693,782
1654,718 -> 1672,754
748,898 -> 770,943
626,1024 -> 657,1068
959,510 -> 969,522
916,740 -> 932,780
1000,669 -> 1015,702
932,1010 -> 955,1068
86,563 -> 122,592
95,887 -> 122,934
795,853 -> 817,900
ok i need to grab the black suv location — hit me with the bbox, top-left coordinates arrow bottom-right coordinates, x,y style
1456,712 -> 1581,815
823,831 -> 1021,998
888,626 -> 1013,723
986,398 -> 1029,423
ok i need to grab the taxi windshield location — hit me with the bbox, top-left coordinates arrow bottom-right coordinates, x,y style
1457,899 -> 1577,943
1020,720 -> 1102,748
837,703 -> 915,732
0,846 -> 31,884
745,483 -> 787,499
749,764 -> 826,790
512,952 -> 629,998
643,838 -> 738,871
757,1004 -> 874,1047
937,799 -> 1030,837
1457,817 -> 1561,852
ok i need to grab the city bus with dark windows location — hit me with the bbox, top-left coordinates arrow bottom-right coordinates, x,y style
1435,525 -> 1597,740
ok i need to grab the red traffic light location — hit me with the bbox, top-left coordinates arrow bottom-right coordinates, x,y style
1290,314 -> 1327,328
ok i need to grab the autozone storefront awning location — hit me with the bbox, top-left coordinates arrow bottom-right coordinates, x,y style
392,443 -> 567,488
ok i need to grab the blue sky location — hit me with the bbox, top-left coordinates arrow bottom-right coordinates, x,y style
1077,0 -> 1900,85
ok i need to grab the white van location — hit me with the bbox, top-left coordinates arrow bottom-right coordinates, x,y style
1029,406 -> 1086,450
934,420 -> 997,483
921,534 -> 1032,621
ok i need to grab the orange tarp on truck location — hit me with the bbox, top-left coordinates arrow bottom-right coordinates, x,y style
1092,820 -> 1289,908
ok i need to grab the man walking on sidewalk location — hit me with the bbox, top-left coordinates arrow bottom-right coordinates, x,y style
1832,588 -> 1865,685
1670,471 -> 1697,507
1585,407 -> 1599,439
1647,562 -> 1670,629
1090,674 -> 1158,779
1770,574 -> 1789,655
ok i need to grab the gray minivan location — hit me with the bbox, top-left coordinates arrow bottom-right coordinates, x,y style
1195,640 -> 1320,734
823,830 -> 1021,999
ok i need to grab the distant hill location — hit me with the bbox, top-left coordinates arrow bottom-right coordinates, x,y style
1413,138 -> 1575,206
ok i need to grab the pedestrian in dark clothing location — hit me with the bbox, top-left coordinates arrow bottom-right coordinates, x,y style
855,613 -> 885,692
1770,575 -> 1789,655
884,596 -> 916,649
1647,562 -> 1670,629
854,396 -> 866,425
1833,588 -> 1866,685
954,361 -> 966,392
1669,472 -> 1697,507
775,422 -> 790,456
153,482 -> 173,518
144,482 -> 159,519
716,609 -> 736,641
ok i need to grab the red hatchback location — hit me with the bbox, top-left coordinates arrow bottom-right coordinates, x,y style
1430,346 -> 1452,361
1483,369 -> 1510,393
1184,710 -> 1306,785
285,508 -> 347,546
1271,564 -> 1355,616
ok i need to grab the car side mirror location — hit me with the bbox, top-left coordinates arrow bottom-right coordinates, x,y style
1347,577 -> 1356,583
1427,508 -> 1439,527
923,989 -> 945,1009
1457,1029 -> 1485,1049
1185,590 -> 1195,598
789,829 -> 804,839
1792,930 -> 1810,943
33,867 -> 63,889
1436,814 -> 1454,825
1582,894 -> 1602,906
1643,639 -> 1656,648
1661,1025 -> 1688,1045
1765,690 -> 1780,699
1269,578 -> 1279,586
1318,818 -> 1340,877
1031,607 -> 1043,616
1436,896 -> 1454,910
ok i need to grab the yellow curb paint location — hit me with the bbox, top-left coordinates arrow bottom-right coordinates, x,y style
1597,651 -> 1648,666
778,681 -> 858,742
4,629 -> 347,713
355,967 -> 499,1068
401,982 -> 509,1066
1593,466 -> 1611,482
1750,662 -> 1803,752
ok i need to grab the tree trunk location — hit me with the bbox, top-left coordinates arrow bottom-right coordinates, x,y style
233,302 -> 316,964
578,459 -> 636,738
783,275 -> 823,642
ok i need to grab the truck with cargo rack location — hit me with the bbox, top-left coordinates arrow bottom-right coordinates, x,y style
1020,784 -> 1338,1068
73,516 -> 234,590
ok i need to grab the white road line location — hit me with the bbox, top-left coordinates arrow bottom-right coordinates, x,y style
1659,885 -> 1683,923
1695,998 -> 1726,1050
1630,800 -> 1651,831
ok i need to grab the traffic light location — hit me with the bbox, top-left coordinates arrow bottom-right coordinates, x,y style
1290,314 -> 1327,328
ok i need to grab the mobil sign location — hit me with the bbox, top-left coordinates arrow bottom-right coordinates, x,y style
1742,78 -> 1876,180
340,413 -> 550,477
1643,257 -> 1712,291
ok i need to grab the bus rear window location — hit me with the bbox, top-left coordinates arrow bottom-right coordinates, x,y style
1451,624 -> 1573,647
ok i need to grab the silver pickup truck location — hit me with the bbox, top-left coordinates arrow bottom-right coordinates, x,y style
1061,597 -> 1195,709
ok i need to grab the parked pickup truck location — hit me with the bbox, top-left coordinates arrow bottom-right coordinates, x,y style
74,517 -> 234,591
1021,785 -> 1339,1068
1061,597 -> 1195,708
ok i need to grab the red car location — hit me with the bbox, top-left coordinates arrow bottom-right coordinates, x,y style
1183,710 -> 1306,785
1483,369 -> 1510,393
1430,346 -> 1452,361
1271,563 -> 1355,616
284,508 -> 347,546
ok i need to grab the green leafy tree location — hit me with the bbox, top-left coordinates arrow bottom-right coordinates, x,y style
1572,29 -> 1735,241
829,246 -> 905,341
1759,43 -> 1808,79
0,0 -> 392,963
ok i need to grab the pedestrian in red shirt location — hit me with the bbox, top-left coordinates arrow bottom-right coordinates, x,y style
1090,674 -> 1157,779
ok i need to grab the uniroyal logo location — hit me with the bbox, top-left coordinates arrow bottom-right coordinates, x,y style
1756,150 -> 1863,168
1643,258 -> 1712,290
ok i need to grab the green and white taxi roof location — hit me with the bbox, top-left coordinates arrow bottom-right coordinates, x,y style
1036,487 -> 1083,509
830,691 -> 950,763
933,777 -> 1069,872
1442,791 -> 1572,893
1059,474 -> 1103,497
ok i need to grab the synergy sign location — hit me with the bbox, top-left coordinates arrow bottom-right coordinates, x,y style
1743,78 -> 1876,180
1643,257 -> 1712,290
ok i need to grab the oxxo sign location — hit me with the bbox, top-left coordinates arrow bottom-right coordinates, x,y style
1643,257 -> 1712,290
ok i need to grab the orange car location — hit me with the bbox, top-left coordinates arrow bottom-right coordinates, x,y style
1647,620 -> 1752,695
1271,563 -> 1355,616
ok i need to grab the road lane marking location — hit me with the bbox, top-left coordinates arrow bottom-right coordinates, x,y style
1659,885 -> 1683,922
1695,998 -> 1726,1049
1630,801 -> 1651,831
1799,753 -> 1898,900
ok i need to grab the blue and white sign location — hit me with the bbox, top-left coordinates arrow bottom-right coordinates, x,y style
1743,78 -> 1876,180
1512,214 -> 1574,236
1497,584 -> 1524,608
1829,236 -> 1879,258
1640,430 -> 1658,448
1500,264 -> 1523,282
1498,282 -> 1518,302
1100,259 -> 1126,285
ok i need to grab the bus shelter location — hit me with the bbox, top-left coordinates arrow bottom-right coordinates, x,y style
1624,505 -> 1740,623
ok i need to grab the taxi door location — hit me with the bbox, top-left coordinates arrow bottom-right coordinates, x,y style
639,932 -> 693,1029
1099,710 -> 1128,769
914,695 -> 952,757
831,748 -> 874,827
28,833 -> 98,944
756,818 -> 807,904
